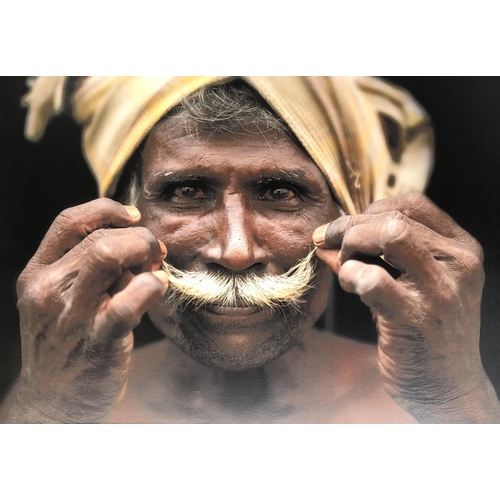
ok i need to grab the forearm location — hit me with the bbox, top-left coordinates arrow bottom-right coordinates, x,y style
3,379 -> 118,424
396,373 -> 500,424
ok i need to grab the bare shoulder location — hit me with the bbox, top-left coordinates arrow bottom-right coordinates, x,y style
305,329 -> 380,377
299,330 -> 416,423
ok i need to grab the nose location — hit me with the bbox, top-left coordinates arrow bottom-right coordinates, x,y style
201,195 -> 268,272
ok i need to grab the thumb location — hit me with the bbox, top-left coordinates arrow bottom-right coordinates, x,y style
315,248 -> 341,274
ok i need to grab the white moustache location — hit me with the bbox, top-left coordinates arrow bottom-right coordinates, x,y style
161,248 -> 317,311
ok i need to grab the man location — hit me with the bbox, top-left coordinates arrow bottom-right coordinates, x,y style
2,76 -> 499,423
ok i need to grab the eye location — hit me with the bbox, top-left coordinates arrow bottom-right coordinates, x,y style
173,186 -> 207,199
258,187 -> 297,201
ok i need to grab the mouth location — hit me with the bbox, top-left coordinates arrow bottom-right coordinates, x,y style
204,303 -> 263,317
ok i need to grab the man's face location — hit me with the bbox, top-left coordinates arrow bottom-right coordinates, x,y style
137,118 -> 341,370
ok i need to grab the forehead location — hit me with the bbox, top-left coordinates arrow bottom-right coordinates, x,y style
141,118 -> 332,188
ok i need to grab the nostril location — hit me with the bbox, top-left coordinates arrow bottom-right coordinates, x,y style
206,262 -> 266,275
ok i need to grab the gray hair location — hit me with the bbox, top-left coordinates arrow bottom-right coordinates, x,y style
166,81 -> 292,137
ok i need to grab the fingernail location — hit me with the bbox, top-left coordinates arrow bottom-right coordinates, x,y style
124,205 -> 141,219
152,270 -> 169,289
158,240 -> 167,256
312,224 -> 329,245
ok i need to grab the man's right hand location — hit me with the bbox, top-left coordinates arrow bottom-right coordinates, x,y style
6,199 -> 168,423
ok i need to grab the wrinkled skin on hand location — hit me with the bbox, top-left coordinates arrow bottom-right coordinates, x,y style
315,192 -> 500,423
9,199 -> 168,423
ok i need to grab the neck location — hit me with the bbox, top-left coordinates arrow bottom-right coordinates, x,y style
125,325 -> 316,423
111,322 -> 416,423
210,367 -> 271,415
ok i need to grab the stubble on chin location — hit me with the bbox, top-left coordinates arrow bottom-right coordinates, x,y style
156,305 -> 306,371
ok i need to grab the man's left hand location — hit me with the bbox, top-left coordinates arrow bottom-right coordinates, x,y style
314,192 -> 500,423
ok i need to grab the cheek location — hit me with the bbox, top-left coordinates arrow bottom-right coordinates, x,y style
256,214 -> 313,258
254,207 -> 337,261
139,204 -> 209,265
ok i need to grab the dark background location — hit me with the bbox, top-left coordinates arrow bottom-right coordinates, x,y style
1,77 -> 499,403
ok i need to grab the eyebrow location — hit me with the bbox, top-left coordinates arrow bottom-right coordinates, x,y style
143,166 -> 318,198
143,171 -> 221,196
254,170 -> 307,185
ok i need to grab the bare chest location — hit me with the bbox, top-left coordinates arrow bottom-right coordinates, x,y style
108,350 -> 415,424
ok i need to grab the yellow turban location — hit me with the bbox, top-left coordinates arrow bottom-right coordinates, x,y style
23,76 -> 433,215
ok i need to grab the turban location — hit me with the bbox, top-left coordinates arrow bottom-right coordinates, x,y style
23,76 -> 433,215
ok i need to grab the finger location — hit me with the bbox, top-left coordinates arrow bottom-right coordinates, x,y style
31,198 -> 142,267
364,192 -> 481,255
314,212 -> 431,249
313,210 -> 478,286
314,210 -> 466,273
75,226 -> 167,266
93,271 -> 169,340
107,256 -> 165,297
338,260 -> 408,320
69,231 -> 166,309
315,248 -> 341,274
314,214 -> 384,249
107,270 -> 135,297
339,218 -> 440,280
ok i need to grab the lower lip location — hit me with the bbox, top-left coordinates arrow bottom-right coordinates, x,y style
204,304 -> 263,317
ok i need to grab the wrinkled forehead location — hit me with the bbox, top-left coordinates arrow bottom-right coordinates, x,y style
141,115 -> 337,200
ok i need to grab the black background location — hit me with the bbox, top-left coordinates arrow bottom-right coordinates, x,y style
1,77 -> 499,403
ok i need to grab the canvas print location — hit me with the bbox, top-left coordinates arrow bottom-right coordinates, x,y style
0,76 -> 499,423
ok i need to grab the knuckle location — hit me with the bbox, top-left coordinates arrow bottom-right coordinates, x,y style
91,239 -> 121,267
364,192 -> 430,216
16,268 -> 31,296
16,276 -> 35,309
54,199 -> 125,233
384,218 -> 409,240
57,207 -> 74,221
330,216 -> 355,240
454,247 -> 485,282
91,197 -> 123,214
364,201 -> 376,214
327,215 -> 349,234
53,207 -> 79,233
85,228 -> 109,243
436,278 -> 459,305
131,227 -> 158,249
342,223 -> 363,244
387,210 -> 405,222
95,197 -> 120,209
469,238 -> 484,263
52,205 -> 92,238
399,192 -> 431,215
339,260 -> 385,296
465,248 -> 483,272
364,199 -> 387,214
406,191 -> 428,207
17,271 -> 59,312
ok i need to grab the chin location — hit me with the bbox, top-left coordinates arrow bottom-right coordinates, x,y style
148,303 -> 306,371
178,328 -> 301,371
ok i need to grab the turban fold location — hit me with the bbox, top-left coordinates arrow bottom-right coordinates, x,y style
23,76 -> 433,214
